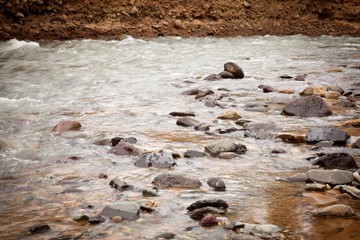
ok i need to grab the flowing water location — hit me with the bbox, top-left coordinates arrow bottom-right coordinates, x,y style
0,36 -> 359,240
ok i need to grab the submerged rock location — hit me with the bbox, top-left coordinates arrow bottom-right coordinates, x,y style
204,74 -> 222,81
152,173 -> 202,189
52,120 -> 81,135
305,127 -> 350,146
282,96 -> 332,117
109,177 -> 134,192
187,199 -> 229,211
312,152 -> 357,170
108,142 -> 142,156
207,177 -> 226,191
311,204 -> 355,217
134,152 -> 177,168
111,136 -> 137,146
305,169 -> 354,185
27,224 -> 51,234
251,224 -> 282,235
100,202 -> 140,220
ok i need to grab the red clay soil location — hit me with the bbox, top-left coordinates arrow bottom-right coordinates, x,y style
0,0 -> 359,41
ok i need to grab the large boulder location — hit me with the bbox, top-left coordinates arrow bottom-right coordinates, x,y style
152,173 -> 202,189
305,127 -> 350,145
134,152 -> 176,168
282,96 -> 332,117
305,169 -> 354,185
100,202 -> 140,220
108,142 -> 142,156
313,152 -> 357,170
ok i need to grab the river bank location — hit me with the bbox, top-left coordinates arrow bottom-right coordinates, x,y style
0,0 -> 359,41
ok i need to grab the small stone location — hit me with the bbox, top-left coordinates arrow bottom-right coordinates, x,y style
217,109 -> 242,120
218,152 -> 239,159
199,213 -> 219,227
189,206 -> 225,220
98,173 -> 108,179
108,142 -> 142,156
187,199 -> 229,211
327,68 -> 343,73
305,183 -> 326,191
207,177 -> 226,191
295,75 -> 306,81
169,112 -> 195,117
243,1 -> 251,8
251,224 -> 282,234
111,216 -> 123,223
194,123 -> 211,131
52,120 -> 82,134
259,84 -> 276,93
204,74 -> 222,81
16,12 -> 25,18
176,117 -> 200,127
100,202 -> 140,220
88,215 -> 105,224
184,150 -> 205,158
109,177 -> 134,192
152,173 -> 202,189
155,232 -> 176,239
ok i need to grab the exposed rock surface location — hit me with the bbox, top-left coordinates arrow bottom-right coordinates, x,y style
282,96 -> 332,117
305,127 -> 350,145
313,152 -> 357,170
108,142 -> 142,156
310,204 -> 355,217
100,202 -> 140,220
305,169 -> 354,185
152,173 -> 202,189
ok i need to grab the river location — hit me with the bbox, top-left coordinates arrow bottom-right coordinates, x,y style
0,35 -> 359,240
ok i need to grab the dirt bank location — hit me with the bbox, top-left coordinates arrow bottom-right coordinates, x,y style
0,0 -> 359,41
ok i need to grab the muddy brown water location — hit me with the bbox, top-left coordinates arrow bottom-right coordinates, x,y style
0,36 -> 359,239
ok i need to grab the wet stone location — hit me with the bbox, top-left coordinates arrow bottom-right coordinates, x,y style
111,136 -> 137,146
282,96 -> 332,117
142,187 -> 160,197
195,90 -> 214,99
312,152 -> 357,170
217,109 -> 242,120
74,215 -> 89,222
88,215 -> 105,224
199,213 -> 220,227
204,139 -> 237,157
134,152 -> 176,168
98,173 -> 108,179
351,138 -> 360,148
194,122 -> 211,131
169,112 -> 195,117
219,71 -> 235,79
305,169 -> 354,185
109,177 -> 134,192
204,74 -> 222,81
251,224 -> 282,235
218,152 -> 239,159
155,232 -> 176,239
305,127 -> 350,146
52,120 -> 81,135
223,62 -> 244,79
152,173 -> 202,189
305,183 -> 326,191
311,204 -> 355,217
335,185 -> 360,199
184,150 -> 206,158
181,88 -> 200,95
295,75 -> 306,81
176,117 -> 200,127
187,199 -> 229,211
27,224 -> 51,234
100,202 -> 140,220
207,177 -> 226,191
108,142 -> 142,156
189,206 -> 226,220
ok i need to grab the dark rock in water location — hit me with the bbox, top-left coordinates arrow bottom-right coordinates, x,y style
204,74 -> 222,81
219,71 -> 235,79
169,112 -> 195,117
184,150 -> 206,158
271,149 -> 286,154
142,187 -> 159,197
224,62 -> 244,79
194,122 -> 211,131
108,142 -> 142,156
199,213 -> 219,227
27,224 -> 51,234
258,84 -> 276,93
189,206 -> 226,220
100,202 -> 140,220
305,169 -> 354,185
207,177 -> 226,191
195,90 -> 215,99
313,153 -> 357,170
109,177 -> 134,191
152,173 -> 202,189
187,199 -> 229,211
111,136 -> 137,146
98,173 -> 108,179
181,88 -> 200,95
134,152 -> 177,168
336,99 -> 357,108
88,215 -> 106,224
154,232 -> 176,239
111,137 -> 122,146
218,127 -> 238,134
279,75 -> 293,79
351,138 -> 360,148
234,143 -> 247,155
305,127 -> 350,145
176,117 -> 200,127
283,96 -> 332,117
295,75 -> 306,81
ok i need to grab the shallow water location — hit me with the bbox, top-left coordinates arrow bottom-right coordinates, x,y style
0,35 -> 359,240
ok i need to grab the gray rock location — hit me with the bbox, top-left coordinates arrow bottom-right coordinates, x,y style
134,152 -> 176,168
152,173 -> 202,189
204,139 -> 237,157
187,199 -> 229,211
218,152 -> 239,159
310,204 -> 355,217
176,117 -> 200,127
207,177 -> 226,191
109,177 -> 134,192
194,123 -> 211,131
223,62 -> 244,79
352,138 -> 360,148
169,112 -> 195,117
312,152 -> 357,170
251,224 -> 282,234
305,169 -> 354,185
184,150 -> 205,158
204,74 -> 222,81
100,202 -> 140,220
108,142 -> 142,156
181,88 -> 200,95
282,96 -> 332,117
334,185 -> 360,199
305,127 -> 350,145
219,71 -> 235,79
195,90 -> 215,99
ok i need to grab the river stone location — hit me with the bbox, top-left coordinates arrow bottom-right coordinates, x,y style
354,171 -> 360,182
27,224 -> 51,234
194,122 -> 211,131
223,62 -> 244,79
217,109 -> 242,120
189,206 -> 226,220
184,150 -> 205,158
108,142 -> 142,156
52,120 -> 81,134
305,169 -> 354,185
199,213 -> 219,227
351,138 -> 360,148
169,112 -> 195,117
305,183 -> 326,191
251,224 -> 282,234
218,152 -> 239,159
287,173 -> 306,182
204,74 -> 222,81
134,152 -> 176,168
181,88 -> 200,95
282,96 -> 332,117
300,85 -> 327,96
310,204 -> 355,217
195,90 -> 215,99
152,173 -> 202,189
204,139 -> 237,157
259,84 -> 276,93
111,136 -> 137,146
187,199 -> 229,211
305,127 -> 350,145
176,117 -> 200,127
100,202 -> 140,220
335,185 -> 360,199
219,71 -> 235,79
154,232 -> 176,240
312,152 -> 357,170
109,177 -> 134,191
207,177 -> 226,191
230,234 -> 262,240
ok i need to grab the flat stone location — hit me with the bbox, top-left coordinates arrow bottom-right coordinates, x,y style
305,169 -> 354,185
184,150 -> 205,158
169,112 -> 195,117
283,96 -> 332,117
152,173 -> 202,189
305,183 -> 327,191
311,204 -> 355,217
100,202 -> 140,220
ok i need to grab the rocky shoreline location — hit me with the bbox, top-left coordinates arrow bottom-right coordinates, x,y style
1,0 -> 360,41
26,61 -> 360,239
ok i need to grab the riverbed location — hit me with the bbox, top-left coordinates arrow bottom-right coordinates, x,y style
0,35 -> 359,240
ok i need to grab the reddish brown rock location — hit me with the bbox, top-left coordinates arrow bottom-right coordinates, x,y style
52,120 -> 81,134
